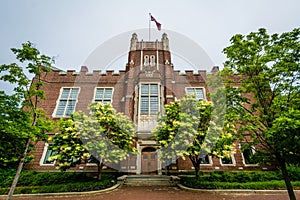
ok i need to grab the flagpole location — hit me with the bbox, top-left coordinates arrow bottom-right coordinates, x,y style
149,13 -> 151,41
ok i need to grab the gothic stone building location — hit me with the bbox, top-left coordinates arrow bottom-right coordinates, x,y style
25,33 -> 260,174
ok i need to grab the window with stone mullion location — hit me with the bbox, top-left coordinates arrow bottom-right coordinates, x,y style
43,145 -> 56,164
140,84 -> 159,115
95,88 -> 113,103
186,88 -> 204,100
55,88 -> 79,117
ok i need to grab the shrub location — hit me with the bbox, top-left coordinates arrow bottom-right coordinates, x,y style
184,168 -> 300,183
0,180 -> 115,195
180,177 -> 300,190
287,165 -> 300,181
207,171 -> 222,182
205,170 -> 286,182
207,171 -> 236,182
234,172 -> 252,183
0,168 -> 16,187
15,171 -> 113,186
0,173 -> 116,195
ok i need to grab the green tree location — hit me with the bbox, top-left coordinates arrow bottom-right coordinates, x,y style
153,94 -> 235,179
48,118 -> 90,171
222,28 -> 300,200
0,92 -> 32,168
50,102 -> 137,180
0,42 -> 55,200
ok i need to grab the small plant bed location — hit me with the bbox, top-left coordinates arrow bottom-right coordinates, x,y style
0,170 -> 117,195
180,169 -> 300,190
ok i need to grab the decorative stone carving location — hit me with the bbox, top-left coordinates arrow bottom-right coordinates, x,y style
145,70 -> 154,77
161,33 -> 169,50
130,33 -> 138,51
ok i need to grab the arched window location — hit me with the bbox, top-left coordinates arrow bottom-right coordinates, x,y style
150,55 -> 155,66
144,55 -> 149,66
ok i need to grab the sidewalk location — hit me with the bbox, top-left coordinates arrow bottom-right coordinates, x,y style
1,185 -> 300,200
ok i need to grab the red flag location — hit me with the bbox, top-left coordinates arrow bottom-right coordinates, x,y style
150,14 -> 161,31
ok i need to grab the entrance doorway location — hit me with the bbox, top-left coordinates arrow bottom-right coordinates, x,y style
141,147 -> 157,174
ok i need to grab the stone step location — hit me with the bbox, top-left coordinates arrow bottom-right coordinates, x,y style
118,175 -> 180,186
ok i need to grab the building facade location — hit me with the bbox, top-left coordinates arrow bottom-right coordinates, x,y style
26,33 -> 260,174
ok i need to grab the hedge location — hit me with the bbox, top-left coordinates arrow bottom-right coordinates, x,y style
0,170 -> 116,194
179,167 -> 300,183
0,170 -> 115,187
0,179 -> 115,194
180,167 -> 300,190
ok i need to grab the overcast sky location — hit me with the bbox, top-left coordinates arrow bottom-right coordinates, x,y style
1,0 -> 300,76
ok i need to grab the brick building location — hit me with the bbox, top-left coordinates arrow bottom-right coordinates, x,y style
26,33 -> 260,174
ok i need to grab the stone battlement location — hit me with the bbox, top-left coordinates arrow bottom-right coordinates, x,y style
51,66 -> 127,77
51,66 -> 218,77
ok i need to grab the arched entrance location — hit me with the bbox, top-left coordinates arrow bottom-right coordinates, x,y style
141,147 -> 157,174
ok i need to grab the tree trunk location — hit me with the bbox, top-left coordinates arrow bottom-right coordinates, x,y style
166,165 -> 170,176
277,154 -> 296,200
97,159 -> 103,180
189,156 -> 200,180
6,138 -> 31,200
195,165 -> 200,180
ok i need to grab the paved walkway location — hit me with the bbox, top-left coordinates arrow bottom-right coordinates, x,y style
3,185 -> 300,200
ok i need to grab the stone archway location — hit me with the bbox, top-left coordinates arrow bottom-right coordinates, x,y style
141,147 -> 157,174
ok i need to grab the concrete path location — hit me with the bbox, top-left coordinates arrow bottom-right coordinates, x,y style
3,185 -> 300,200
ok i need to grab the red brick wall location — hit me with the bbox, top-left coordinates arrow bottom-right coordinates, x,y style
25,38 -> 262,172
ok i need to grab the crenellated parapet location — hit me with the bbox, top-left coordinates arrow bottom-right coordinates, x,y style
49,66 -> 217,78
129,32 -> 169,51
42,66 -> 128,83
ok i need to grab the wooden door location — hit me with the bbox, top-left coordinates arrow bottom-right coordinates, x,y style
141,151 -> 157,174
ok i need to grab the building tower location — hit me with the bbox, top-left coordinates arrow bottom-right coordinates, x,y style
122,33 -> 174,174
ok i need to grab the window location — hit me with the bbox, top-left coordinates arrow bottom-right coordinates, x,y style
140,84 -> 160,115
40,144 -> 56,165
150,55 -> 155,66
220,154 -> 236,165
86,156 -> 97,165
143,154 -> 148,160
199,154 -> 211,165
150,154 -> 156,160
241,144 -> 257,165
221,157 -> 233,164
144,55 -> 149,66
54,88 -> 79,117
185,87 -> 205,100
171,157 -> 177,164
94,87 -> 113,103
